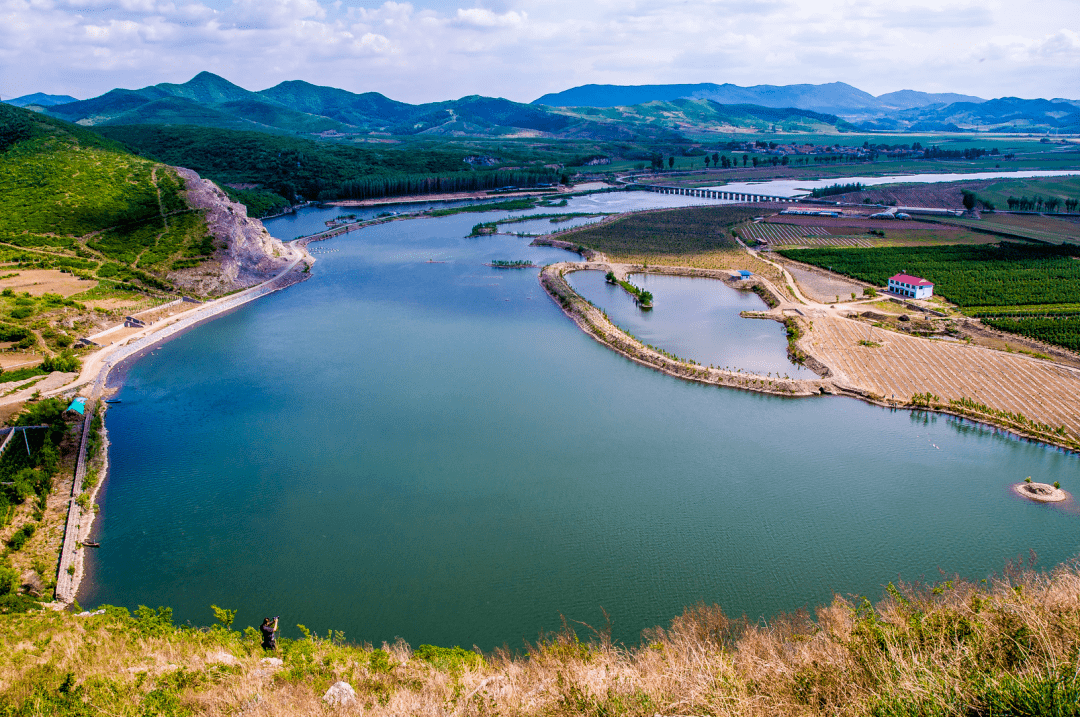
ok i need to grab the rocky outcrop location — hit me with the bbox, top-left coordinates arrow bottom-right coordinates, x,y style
169,167 -> 300,296
323,681 -> 357,706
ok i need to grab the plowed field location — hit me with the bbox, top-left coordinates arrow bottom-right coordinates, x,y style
741,223 -> 830,243
807,315 -> 1080,436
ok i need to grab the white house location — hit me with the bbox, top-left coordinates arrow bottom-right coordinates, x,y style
888,273 -> 934,299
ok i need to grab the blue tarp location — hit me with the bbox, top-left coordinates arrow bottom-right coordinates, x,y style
66,397 -> 86,415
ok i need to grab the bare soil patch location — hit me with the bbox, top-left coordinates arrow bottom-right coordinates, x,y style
0,353 -> 42,369
85,298 -> 146,311
775,258 -> 869,303
0,270 -> 97,297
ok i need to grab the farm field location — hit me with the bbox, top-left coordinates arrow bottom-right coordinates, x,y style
981,316 -> 1080,352
739,223 -> 834,244
781,242 -> 1080,354
807,315 -> 1080,439
832,175 -> 1080,213
563,205 -> 757,254
940,214 -> 1080,245
561,205 -> 784,284
776,242 -> 1080,308
765,216 -> 1003,246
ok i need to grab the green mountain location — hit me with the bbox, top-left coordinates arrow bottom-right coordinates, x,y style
866,97 -> 1080,132
46,72 -> 683,141
257,80 -> 415,127
0,103 -> 216,298
533,81 -> 890,115
2,93 -> 79,108
559,98 -> 857,134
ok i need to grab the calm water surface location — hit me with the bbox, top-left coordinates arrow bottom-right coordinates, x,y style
706,170 -> 1080,198
81,206 -> 1080,650
568,271 -> 813,376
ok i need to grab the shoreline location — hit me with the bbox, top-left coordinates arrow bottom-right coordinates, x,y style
56,201 -> 1080,603
539,261 -> 1080,454
51,239 -> 320,605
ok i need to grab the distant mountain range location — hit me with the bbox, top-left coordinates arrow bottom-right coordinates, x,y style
16,73 -> 1080,137
39,72 -> 685,141
2,92 -> 80,108
534,82 -> 1080,132
532,82 -> 986,117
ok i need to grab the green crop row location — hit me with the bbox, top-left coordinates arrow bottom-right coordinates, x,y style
776,243 -> 1080,308
982,316 -> 1080,353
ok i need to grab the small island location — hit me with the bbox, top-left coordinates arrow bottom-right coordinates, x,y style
605,270 -> 653,309
1013,479 -> 1068,503
486,259 -> 535,268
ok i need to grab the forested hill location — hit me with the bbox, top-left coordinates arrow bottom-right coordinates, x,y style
0,104 -> 219,295
93,124 -> 564,212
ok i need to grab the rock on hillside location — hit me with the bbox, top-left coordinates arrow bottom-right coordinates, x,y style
170,167 -> 300,295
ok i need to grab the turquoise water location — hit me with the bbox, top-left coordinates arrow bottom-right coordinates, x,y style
81,208 -> 1080,652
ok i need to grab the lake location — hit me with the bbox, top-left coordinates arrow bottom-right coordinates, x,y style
80,203 -> 1080,651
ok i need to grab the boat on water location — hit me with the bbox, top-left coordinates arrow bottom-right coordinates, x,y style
104,399 -> 121,404
82,541 -> 100,548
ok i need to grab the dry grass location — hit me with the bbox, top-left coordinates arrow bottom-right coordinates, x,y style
0,270 -> 97,298
2,558 -> 1080,715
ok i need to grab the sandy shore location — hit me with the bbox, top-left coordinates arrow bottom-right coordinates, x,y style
1013,481 -> 1069,502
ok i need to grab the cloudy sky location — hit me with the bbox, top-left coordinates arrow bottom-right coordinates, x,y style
2,0 -> 1078,103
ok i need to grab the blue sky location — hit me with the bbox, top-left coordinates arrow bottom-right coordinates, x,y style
2,0 -> 1078,103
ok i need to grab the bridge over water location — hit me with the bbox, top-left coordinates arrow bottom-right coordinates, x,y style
633,183 -> 796,204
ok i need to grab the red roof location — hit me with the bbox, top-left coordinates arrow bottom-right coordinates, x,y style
889,273 -> 933,286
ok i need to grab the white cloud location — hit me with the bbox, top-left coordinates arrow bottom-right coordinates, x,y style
454,7 -> 525,28
0,0 -> 1077,103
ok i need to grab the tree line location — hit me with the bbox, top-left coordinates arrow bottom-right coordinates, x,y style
1006,196 -> 1078,212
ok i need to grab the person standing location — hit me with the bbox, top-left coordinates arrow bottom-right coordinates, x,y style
261,616 -> 279,651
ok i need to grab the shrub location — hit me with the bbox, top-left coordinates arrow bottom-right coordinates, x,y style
413,644 -> 483,673
6,524 -> 35,551
40,351 -> 80,373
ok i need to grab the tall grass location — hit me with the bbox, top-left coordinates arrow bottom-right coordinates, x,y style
2,558 -> 1079,715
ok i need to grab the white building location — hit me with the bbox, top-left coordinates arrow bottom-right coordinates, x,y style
888,273 -> 934,299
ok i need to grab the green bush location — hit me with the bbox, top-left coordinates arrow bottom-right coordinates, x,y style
6,523 -> 35,551
41,351 -> 81,374
413,644 -> 483,672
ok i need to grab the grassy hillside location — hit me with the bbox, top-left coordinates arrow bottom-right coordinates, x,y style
0,105 -> 214,280
0,561 -> 1077,716
0,104 -> 217,356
